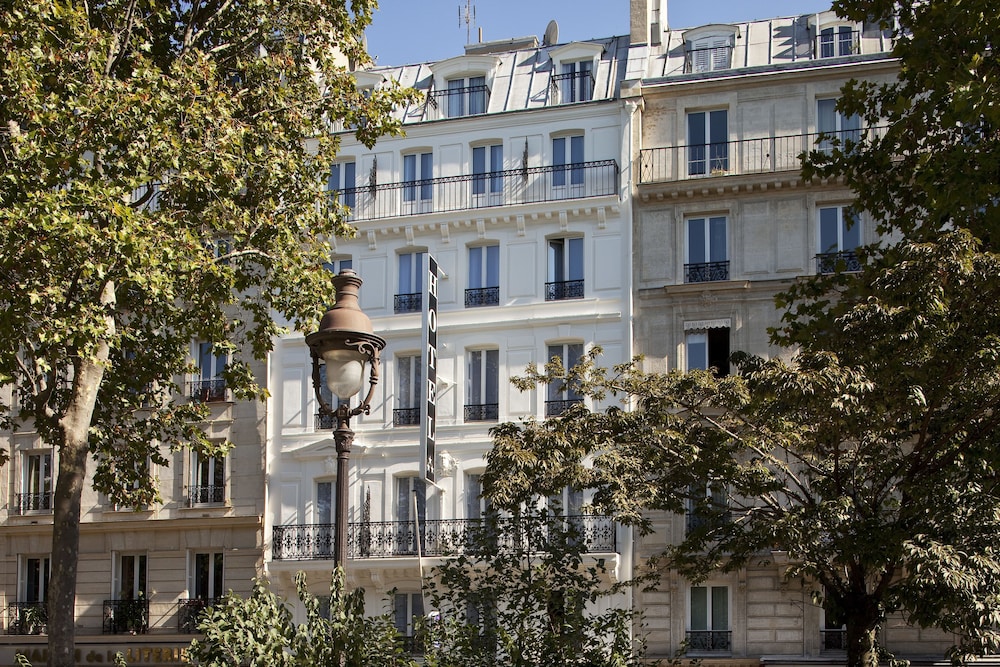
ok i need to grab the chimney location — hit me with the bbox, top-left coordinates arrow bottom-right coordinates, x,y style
630,0 -> 666,46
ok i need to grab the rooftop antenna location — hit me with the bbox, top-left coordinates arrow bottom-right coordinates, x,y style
459,0 -> 477,44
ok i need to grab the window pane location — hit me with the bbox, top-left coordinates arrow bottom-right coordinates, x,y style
843,211 -> 861,250
448,78 -> 464,117
570,135 -> 585,185
485,350 -> 499,403
687,333 -> 708,371
709,110 -> 728,171
469,246 -> 483,288
212,553 -> 224,598
490,145 -> 504,192
818,99 -> 837,135
688,219 -> 706,264
468,350 -> 483,403
553,137 -> 566,187
690,587 -> 708,630
420,153 -> 433,200
486,244 -> 499,287
472,146 -> 486,195
709,217 -> 727,262
711,586 -> 728,630
819,208 -> 840,253
548,238 -> 564,282
317,482 -> 332,524
568,237 -> 584,281
470,76 -> 486,114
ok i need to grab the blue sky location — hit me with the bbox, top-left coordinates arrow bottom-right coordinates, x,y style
365,0 -> 834,66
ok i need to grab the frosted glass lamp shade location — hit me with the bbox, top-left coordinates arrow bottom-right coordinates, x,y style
322,348 -> 367,399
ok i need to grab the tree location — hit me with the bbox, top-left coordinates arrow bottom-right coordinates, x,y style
0,2 -> 415,664
189,569 -> 416,667
421,502 -> 644,667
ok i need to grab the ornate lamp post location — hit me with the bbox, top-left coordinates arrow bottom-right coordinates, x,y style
305,269 -> 385,569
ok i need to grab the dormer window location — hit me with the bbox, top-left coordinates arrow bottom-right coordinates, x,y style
428,55 -> 499,120
819,25 -> 858,57
555,61 -> 593,103
445,76 -> 488,117
683,26 -> 738,73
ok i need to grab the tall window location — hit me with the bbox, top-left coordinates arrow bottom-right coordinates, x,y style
395,354 -> 422,426
817,98 -> 861,152
446,76 -> 487,117
472,144 -> 504,203
466,349 -> 499,422
552,135 -> 584,190
686,328 -> 730,377
466,244 -> 499,307
394,592 -> 425,648
21,556 -> 49,604
107,552 -> 149,634
688,35 -> 733,72
193,552 -> 224,600
396,476 -> 426,555
546,343 -> 584,417
116,554 -> 147,600
328,161 -> 356,210
546,237 -> 584,301
558,60 -> 593,103
820,25 -> 855,58
817,206 -> 862,274
194,342 -> 227,402
688,110 -> 728,176
19,451 -> 52,513
316,481 -> 334,557
403,152 -> 433,207
12,556 -> 49,634
821,588 -> 848,650
191,451 -> 225,505
688,585 -> 731,651
395,251 -> 425,313
686,482 -> 729,534
686,216 -> 728,283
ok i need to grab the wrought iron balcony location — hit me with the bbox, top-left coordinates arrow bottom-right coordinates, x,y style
686,630 -> 732,652
393,407 -> 420,426
271,515 -> 617,560
816,251 -> 861,274
7,602 -> 47,635
103,599 -> 149,635
13,492 -> 52,514
188,379 -> 227,403
315,412 -> 336,430
188,485 -> 225,506
821,629 -> 848,651
427,84 -> 490,118
639,127 -> 886,184
545,398 -> 584,417
464,403 -> 499,422
178,598 -> 221,633
685,261 -> 730,283
394,292 -> 422,314
465,286 -> 499,308
544,279 -> 584,301
329,159 -> 618,223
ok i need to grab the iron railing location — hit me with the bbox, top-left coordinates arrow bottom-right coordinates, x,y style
464,403 -> 499,422
394,292 -> 422,314
545,398 -> 584,417
816,251 -> 861,274
685,510 -> 732,535
187,379 -> 227,403
393,408 -> 420,426
316,412 -> 336,430
178,598 -> 221,633
639,127 -> 886,184
330,160 -> 618,222
465,286 -> 499,308
685,261 -> 730,283
821,629 -> 848,650
103,599 -> 149,635
13,492 -> 52,514
188,485 -> 225,506
426,84 -> 490,118
686,630 -> 732,651
551,70 -> 594,103
545,279 -> 584,301
272,515 -> 617,560
6,602 -> 46,635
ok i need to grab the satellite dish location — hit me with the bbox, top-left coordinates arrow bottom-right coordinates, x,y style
543,20 -> 559,46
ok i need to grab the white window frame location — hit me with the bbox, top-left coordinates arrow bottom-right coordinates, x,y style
467,244 -> 500,291
466,349 -> 499,421
551,134 -> 585,194
19,555 -> 50,603
687,34 -> 734,73
817,205 -> 862,255
190,449 -> 226,505
687,109 -> 729,176
446,76 -> 488,117
688,584 -> 730,632
20,450 -> 53,514
818,24 -> 858,58
328,160 -> 357,213
403,151 -> 433,211
817,98 -> 861,152
546,236 -> 585,300
684,325 -> 730,376
395,354 -> 423,426
472,143 -> 504,205
558,60 -> 594,103
546,342 -> 584,415
685,216 -> 728,282
194,341 -> 228,402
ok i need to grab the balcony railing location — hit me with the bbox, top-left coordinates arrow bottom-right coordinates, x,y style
686,630 -> 732,652
188,485 -> 225,506
685,261 -> 730,283
545,398 -> 584,417
464,403 -> 499,422
13,492 -> 52,514
188,379 -> 227,403
816,251 -> 861,274
7,602 -> 47,635
394,292 -> 422,314
178,598 -> 221,633
427,85 -> 490,119
393,407 -> 420,426
272,515 -> 617,560
330,160 -> 618,223
315,412 -> 336,430
465,286 -> 499,308
639,127 -> 886,184
821,629 -> 848,651
685,510 -> 732,535
103,599 -> 149,635
545,279 -> 584,301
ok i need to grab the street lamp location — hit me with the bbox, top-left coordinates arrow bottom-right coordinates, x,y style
305,269 -> 385,569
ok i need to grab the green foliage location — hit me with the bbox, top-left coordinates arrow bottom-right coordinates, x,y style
422,503 -> 648,667
189,569 -> 416,667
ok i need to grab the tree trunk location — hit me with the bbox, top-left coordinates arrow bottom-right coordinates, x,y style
845,611 -> 881,667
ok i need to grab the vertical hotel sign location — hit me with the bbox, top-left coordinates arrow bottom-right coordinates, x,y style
421,254 -> 438,483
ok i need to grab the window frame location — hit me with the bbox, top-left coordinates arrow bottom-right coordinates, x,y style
472,143 -> 504,202
19,449 -> 53,514
394,353 -> 423,426
546,236 -> 585,301
545,342 -> 584,416
403,151 -> 433,208
817,205 -> 862,274
688,584 -> 731,651
685,326 -> 730,377
685,216 -> 728,282
558,60 -> 594,103
687,109 -> 729,176
328,161 -> 357,211
552,134 -> 585,191
190,449 -> 226,506
465,348 -> 499,422
191,551 -> 225,600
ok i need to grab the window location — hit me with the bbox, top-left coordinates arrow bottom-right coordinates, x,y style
817,98 -> 861,152
12,556 -> 49,635
396,476 -> 426,555
688,110 -> 728,176
472,144 -> 504,204
328,161 -> 357,211
688,586 -> 730,651
193,552 -> 224,600
686,216 -> 728,282
687,35 -> 733,72
446,76 -> 488,117
819,25 -> 856,58
21,556 -> 49,604
323,257 -> 352,276
316,481 -> 334,557
546,343 -> 584,417
552,135 -> 584,191
395,251 -> 425,313
466,244 -> 499,307
395,354 -> 422,426
106,553 -> 148,634
403,152 -> 433,209
316,364 -> 343,429
193,342 -> 227,402
546,237 -> 584,301
190,451 -> 225,505
821,588 -> 848,650
686,482 -> 729,534
686,328 -> 730,376
393,592 -> 425,650
18,451 -> 52,514
817,206 -> 862,274
557,60 -> 593,103
466,349 -> 499,422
